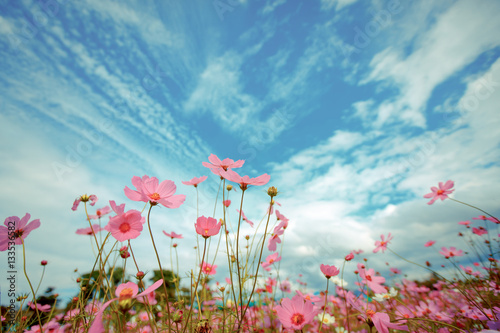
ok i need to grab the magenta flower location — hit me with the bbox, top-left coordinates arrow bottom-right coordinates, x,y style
359,267 -> 386,294
163,231 -> 183,239
373,233 -> 393,253
88,280 -> 163,333
195,216 -> 221,238
320,264 -> 340,279
223,200 -> 231,207
221,169 -> 271,191
200,261 -> 217,275
424,240 -> 436,247
105,210 -> 143,242
182,176 -> 208,187
28,301 -> 51,313
439,246 -> 464,259
275,295 -> 316,330
423,180 -> 454,205
124,175 -> 185,208
76,224 -> 103,236
0,214 -> 40,251
202,154 -> 245,175
473,227 -> 488,236
345,252 -> 354,261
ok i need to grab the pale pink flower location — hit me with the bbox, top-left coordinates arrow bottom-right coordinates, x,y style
320,264 -> 340,279
423,180 -> 454,205
345,252 -> 355,261
439,246 -> 464,259
105,210 -> 143,242
275,295 -> 316,330
236,209 -> 254,227
0,214 -> 40,251
200,261 -> 217,275
163,231 -> 183,239
223,200 -> 231,207
71,194 -> 98,211
373,233 -> 393,253
195,216 -> 221,238
88,206 -> 111,220
425,240 -> 436,247
109,200 -> 126,215
88,280 -> 163,333
182,176 -> 208,187
268,222 -> 285,252
28,301 -> 51,312
390,267 -> 401,274
359,267 -> 386,294
261,252 -> 282,269
275,210 -> 289,229
221,169 -> 270,191
76,224 -> 103,236
202,154 -> 245,175
458,220 -> 471,227
124,175 -> 185,208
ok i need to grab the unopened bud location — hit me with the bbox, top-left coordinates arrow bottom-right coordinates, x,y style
267,186 -> 278,197
226,185 -> 233,191
136,271 -> 145,280
80,194 -> 90,202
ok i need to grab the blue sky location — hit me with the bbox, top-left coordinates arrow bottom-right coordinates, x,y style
1,0 -> 500,304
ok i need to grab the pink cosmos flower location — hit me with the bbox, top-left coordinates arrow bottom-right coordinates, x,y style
423,180 -> 454,205
320,264 -> 340,279
373,233 -> 393,253
439,246 -> 464,259
359,267 -> 386,294
275,210 -> 289,229
88,280 -> 163,333
76,224 -> 103,236
473,215 -> 499,224
275,295 -> 316,330
268,222 -> 285,252
88,206 -> 111,220
105,210 -> 143,242
182,176 -> 208,187
390,267 -> 401,274
473,227 -> 488,236
345,252 -> 355,261
200,261 -> 217,275
195,216 -> 221,238
28,301 -> 51,313
72,194 -> 98,211
109,200 -> 126,215
236,209 -> 254,227
221,169 -> 271,191
202,154 -> 245,175
223,200 -> 231,207
124,175 -> 185,208
0,214 -> 40,251
458,220 -> 471,227
163,231 -> 183,239
425,240 -> 436,247
261,252 -> 282,269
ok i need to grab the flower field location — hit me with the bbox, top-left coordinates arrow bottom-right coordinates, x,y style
1,154 -> 499,333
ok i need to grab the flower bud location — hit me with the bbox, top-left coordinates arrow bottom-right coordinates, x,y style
41,260 -> 48,266
226,185 -> 233,191
136,271 -> 145,280
267,186 -> 278,197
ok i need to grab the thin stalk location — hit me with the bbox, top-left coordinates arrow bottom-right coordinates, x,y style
21,239 -> 43,332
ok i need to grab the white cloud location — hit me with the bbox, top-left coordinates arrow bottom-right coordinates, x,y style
320,0 -> 359,12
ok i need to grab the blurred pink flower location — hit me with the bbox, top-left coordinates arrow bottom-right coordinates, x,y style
439,246 -> 464,259
163,231 -> 183,239
275,295 -> 316,330
76,224 -> 103,236
0,214 -> 40,251
472,227 -> 488,236
223,200 -> 231,207
424,240 -> 436,247
28,301 -> 51,312
261,252 -> 282,269
373,233 -> 393,253
200,261 -> 217,275
221,169 -> 270,191
182,176 -> 208,187
473,215 -> 499,224
345,252 -> 354,261
124,175 -> 185,208
195,216 -> 221,238
88,206 -> 111,220
268,222 -> 285,252
320,264 -> 340,279
423,180 -> 454,205
88,280 -> 163,333
236,209 -> 254,227
105,210 -> 143,242
72,194 -> 98,211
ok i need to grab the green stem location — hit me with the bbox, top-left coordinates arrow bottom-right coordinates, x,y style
318,279 -> 329,333
449,198 -> 500,223
21,239 -> 44,332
